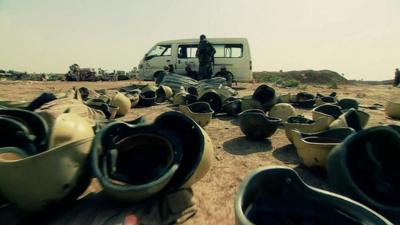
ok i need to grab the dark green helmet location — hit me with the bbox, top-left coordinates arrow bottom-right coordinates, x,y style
235,167 -> 392,225
252,84 -> 277,111
239,110 -> 281,140
327,125 -> 400,216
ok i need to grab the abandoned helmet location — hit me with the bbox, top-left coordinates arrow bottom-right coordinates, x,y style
385,99 -> 400,119
291,128 -> 355,168
139,91 -> 156,107
49,111 -> 94,148
338,98 -> 359,110
179,102 -> 214,127
277,93 -> 292,103
316,96 -> 337,106
198,90 -> 223,113
0,137 -> 93,211
235,166 -> 392,225
292,92 -> 316,108
312,103 -> 343,121
252,84 -> 277,111
327,126 -> 400,215
0,108 -> 49,153
329,108 -> 369,131
241,96 -> 264,112
268,103 -> 296,122
141,84 -> 158,94
283,116 -> 331,143
173,91 -> 188,106
239,110 -> 281,140
153,111 -> 213,188
109,92 -> 131,116
155,85 -> 173,103
222,98 -> 242,116
125,92 -> 140,108
90,121 -> 182,201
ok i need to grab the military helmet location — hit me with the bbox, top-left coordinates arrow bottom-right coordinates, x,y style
49,111 -> 95,148
179,102 -> 214,127
329,108 -> 369,131
291,128 -> 355,168
222,98 -> 242,116
0,117 -> 39,156
252,84 -> 277,111
139,91 -> 156,107
90,121 -> 182,202
239,110 -> 281,140
0,136 -> 93,211
327,126 -> 400,216
0,108 -> 49,153
241,95 -> 264,112
312,103 -> 343,121
141,84 -> 158,94
283,116 -> 332,143
125,93 -> 140,108
316,96 -> 337,106
338,98 -> 359,110
156,85 -> 173,103
198,90 -> 223,113
235,166 -> 392,225
153,111 -> 213,188
385,99 -> 400,119
109,92 -> 132,116
292,92 -> 316,108
268,103 -> 296,122
173,91 -> 188,106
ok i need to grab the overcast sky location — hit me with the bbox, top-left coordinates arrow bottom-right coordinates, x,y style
0,0 -> 399,80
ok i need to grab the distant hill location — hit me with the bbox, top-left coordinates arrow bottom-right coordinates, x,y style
253,70 -> 349,84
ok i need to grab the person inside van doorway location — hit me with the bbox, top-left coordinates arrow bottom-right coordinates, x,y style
196,34 -> 216,80
394,68 -> 400,87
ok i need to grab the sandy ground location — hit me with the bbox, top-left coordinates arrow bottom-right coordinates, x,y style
0,80 -> 399,224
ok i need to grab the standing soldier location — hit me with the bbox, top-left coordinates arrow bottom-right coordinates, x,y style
196,34 -> 216,80
394,68 -> 400,87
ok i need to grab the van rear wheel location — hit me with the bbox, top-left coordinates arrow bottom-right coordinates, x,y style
215,72 -> 233,87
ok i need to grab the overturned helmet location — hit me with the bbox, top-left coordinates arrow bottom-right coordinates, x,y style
268,103 -> 296,122
235,167 -> 392,225
110,92 -> 131,116
179,102 -> 214,127
239,110 -> 281,140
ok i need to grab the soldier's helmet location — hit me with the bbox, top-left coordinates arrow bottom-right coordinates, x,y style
235,166 -> 392,225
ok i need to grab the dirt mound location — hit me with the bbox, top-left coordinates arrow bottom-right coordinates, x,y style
254,70 -> 348,84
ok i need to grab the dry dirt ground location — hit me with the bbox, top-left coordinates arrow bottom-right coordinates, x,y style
0,80 -> 399,224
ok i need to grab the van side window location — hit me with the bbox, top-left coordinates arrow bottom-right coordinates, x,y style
146,45 -> 171,58
178,45 -> 198,58
213,44 -> 243,58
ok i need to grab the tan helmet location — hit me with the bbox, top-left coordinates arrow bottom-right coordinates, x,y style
49,111 -> 94,148
268,103 -> 296,122
283,116 -> 332,143
141,84 -> 158,94
385,99 -> 400,119
0,137 -> 93,211
312,103 -> 342,122
109,92 -> 131,116
156,85 -> 173,103
173,91 -> 188,106
329,109 -> 370,131
179,102 -> 214,127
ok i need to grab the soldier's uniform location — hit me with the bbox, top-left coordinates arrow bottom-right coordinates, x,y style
394,68 -> 400,87
196,36 -> 215,80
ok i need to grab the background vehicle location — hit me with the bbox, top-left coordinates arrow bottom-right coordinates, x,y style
138,38 -> 252,82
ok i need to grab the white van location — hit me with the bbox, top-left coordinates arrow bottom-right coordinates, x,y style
138,38 -> 252,82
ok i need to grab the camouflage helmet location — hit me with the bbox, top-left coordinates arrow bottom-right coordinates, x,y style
109,92 -> 131,116
0,108 -> 49,153
0,136 -> 93,211
268,103 -> 296,122
179,102 -> 214,127
239,109 -> 281,140
327,126 -> 400,215
235,167 -> 392,225
49,111 -> 95,148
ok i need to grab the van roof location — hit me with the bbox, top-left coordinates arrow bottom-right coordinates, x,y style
156,37 -> 248,45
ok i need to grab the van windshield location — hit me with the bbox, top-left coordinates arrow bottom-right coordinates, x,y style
146,45 -> 171,59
